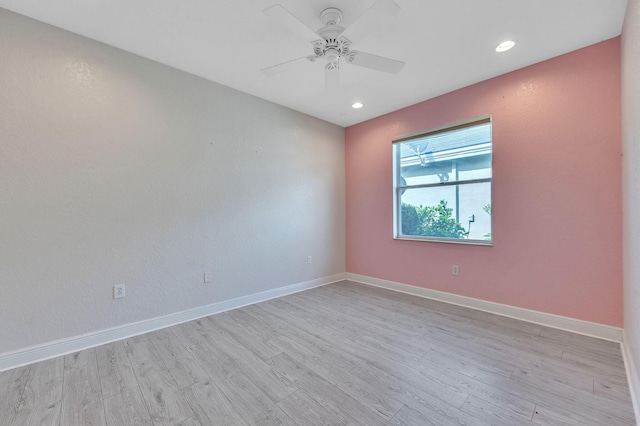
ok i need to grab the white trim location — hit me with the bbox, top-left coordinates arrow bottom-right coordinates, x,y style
622,331 -> 640,425
0,273 -> 346,373
346,273 -> 623,342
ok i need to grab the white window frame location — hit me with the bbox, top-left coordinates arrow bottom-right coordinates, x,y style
392,115 -> 493,246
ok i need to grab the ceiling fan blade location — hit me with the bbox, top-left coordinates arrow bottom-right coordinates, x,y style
325,65 -> 340,92
261,56 -> 310,76
345,51 -> 405,74
263,5 -> 322,43
340,0 -> 400,43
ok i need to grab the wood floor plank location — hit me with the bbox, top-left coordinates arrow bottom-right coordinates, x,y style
389,404 -> 441,426
539,327 -> 624,359
267,352 -> 388,426
181,380 -> 245,425
169,322 -> 211,354
96,341 -> 139,398
12,357 -> 64,426
174,417 -> 203,426
277,389 -> 351,426
351,360 -> 469,411
189,318 -> 298,402
310,284 -> 470,336
289,291 -> 434,356
277,291 -> 425,342
11,402 -> 62,426
267,316 -> 364,372
272,334 -> 355,380
509,366 -> 634,422
221,309 -> 286,353
594,378 -> 632,403
518,350 -> 627,388
260,295 -> 431,376
423,347 -> 515,379
263,297 -> 420,370
276,294 -> 430,380
0,365 -> 31,425
331,369 -> 405,420
476,320 -> 625,369
61,349 -> 106,426
330,281 -> 544,336
291,289 -> 481,357
192,364 -> 295,426
246,302 -> 367,367
477,367 -> 635,425
414,352 -> 536,419
389,394 -> 492,426
561,349 -> 628,378
437,329 -> 626,389
510,364 -> 594,393
478,332 -> 564,362
207,311 -> 283,361
173,319 -> 296,421
148,328 -> 208,389
458,332 -> 564,369
460,394 -> 533,426
531,401 -> 622,426
20,357 -> 63,406
273,334 -> 405,419
124,339 -> 194,426
266,296 -> 374,344
103,388 -> 152,426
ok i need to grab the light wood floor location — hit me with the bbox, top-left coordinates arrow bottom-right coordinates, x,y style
0,281 -> 635,425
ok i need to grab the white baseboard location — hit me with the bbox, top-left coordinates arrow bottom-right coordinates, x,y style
0,273 -> 346,373
346,273 -> 623,342
622,331 -> 640,425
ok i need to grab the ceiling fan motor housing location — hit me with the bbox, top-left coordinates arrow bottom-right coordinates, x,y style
314,8 -> 351,63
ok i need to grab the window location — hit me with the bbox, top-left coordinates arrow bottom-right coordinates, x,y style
392,116 -> 492,245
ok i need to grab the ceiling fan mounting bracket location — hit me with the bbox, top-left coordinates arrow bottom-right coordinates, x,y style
320,7 -> 343,26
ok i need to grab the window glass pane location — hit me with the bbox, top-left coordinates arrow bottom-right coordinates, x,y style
397,122 -> 491,186
399,182 -> 491,241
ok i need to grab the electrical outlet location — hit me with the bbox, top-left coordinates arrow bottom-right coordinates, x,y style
307,256 -> 312,264
113,284 -> 126,299
452,265 -> 459,276
204,272 -> 212,283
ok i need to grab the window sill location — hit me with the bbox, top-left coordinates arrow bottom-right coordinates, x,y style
394,236 -> 493,246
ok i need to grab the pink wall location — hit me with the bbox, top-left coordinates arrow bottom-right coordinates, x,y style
346,38 -> 622,326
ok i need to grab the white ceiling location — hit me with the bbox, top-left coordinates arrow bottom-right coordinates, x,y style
0,0 -> 627,127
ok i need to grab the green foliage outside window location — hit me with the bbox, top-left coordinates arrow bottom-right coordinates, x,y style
483,203 -> 492,240
401,200 -> 468,239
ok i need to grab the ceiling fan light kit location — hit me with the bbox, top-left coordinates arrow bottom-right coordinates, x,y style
261,0 -> 406,90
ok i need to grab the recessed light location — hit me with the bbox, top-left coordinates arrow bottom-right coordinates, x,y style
495,40 -> 515,53
352,102 -> 363,109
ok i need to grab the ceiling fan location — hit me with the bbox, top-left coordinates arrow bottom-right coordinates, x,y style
261,0 -> 405,91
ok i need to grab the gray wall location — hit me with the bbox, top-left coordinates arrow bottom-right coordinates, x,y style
0,9 -> 345,355
623,0 -> 640,410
